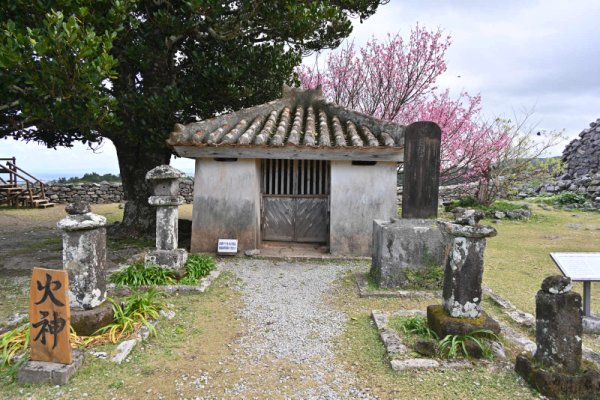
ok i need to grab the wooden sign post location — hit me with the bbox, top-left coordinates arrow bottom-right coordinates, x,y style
29,268 -> 72,365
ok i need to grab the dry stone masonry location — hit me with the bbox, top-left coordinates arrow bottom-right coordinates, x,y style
538,118 -> 600,209
43,179 -> 194,204
144,165 -> 188,271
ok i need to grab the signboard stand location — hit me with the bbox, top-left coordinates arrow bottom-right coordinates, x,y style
550,252 -> 600,317
17,267 -> 84,385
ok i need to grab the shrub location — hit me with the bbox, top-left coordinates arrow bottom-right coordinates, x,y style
556,191 -> 586,205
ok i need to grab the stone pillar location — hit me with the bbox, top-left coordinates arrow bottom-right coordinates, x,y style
534,275 -> 582,373
144,165 -> 188,270
438,209 -> 496,318
57,202 -> 107,310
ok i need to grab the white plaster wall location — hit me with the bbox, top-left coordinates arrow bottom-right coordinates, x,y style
329,161 -> 397,256
191,159 -> 261,253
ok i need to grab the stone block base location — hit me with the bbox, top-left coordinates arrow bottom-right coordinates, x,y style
583,315 -> 600,334
515,354 -> 600,400
18,350 -> 84,385
371,219 -> 445,288
427,304 -> 500,338
145,248 -> 188,271
71,301 -> 114,336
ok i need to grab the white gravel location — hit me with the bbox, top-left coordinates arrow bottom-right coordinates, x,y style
219,258 -> 376,399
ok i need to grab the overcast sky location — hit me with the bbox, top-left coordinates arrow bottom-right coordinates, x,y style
3,0 -> 599,180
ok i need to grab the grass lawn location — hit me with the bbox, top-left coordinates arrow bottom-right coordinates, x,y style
484,203 -> 600,315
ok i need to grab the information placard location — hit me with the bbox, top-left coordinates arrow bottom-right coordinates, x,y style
550,252 -> 600,281
217,239 -> 238,254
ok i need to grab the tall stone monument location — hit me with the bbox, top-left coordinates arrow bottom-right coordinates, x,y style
402,121 -> 441,219
145,165 -> 188,271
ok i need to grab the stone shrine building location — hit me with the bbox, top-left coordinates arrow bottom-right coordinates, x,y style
168,88 -> 420,256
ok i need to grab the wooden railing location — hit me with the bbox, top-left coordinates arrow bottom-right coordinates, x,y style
0,158 -> 49,207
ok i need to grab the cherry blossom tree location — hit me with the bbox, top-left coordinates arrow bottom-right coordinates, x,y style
296,25 -> 511,196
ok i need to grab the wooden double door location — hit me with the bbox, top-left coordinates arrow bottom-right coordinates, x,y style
261,159 -> 330,243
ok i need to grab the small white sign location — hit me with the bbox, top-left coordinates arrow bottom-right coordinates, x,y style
550,252 -> 600,281
218,239 -> 238,254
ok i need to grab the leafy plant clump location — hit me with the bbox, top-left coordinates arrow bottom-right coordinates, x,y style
437,329 -> 498,359
0,324 -> 29,368
109,254 -> 216,287
394,315 -> 437,340
180,254 -> 216,285
94,289 -> 163,343
109,262 -> 176,286
556,191 -> 587,205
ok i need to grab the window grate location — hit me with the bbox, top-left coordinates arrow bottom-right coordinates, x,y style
262,159 -> 329,195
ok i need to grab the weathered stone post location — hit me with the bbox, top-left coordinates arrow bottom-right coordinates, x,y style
515,276 -> 600,399
58,202 -> 107,309
535,276 -> 582,373
144,165 -> 188,270
427,209 -> 500,337
57,201 -> 113,335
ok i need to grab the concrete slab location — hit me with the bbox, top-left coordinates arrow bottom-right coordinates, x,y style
17,350 -> 84,385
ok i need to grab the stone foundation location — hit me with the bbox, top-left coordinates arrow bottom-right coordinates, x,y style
426,304 -> 500,338
370,218 -> 445,288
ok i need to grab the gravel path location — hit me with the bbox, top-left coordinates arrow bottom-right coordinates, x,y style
218,258 -> 376,399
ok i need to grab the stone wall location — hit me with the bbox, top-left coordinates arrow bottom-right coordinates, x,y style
562,118 -> 600,178
44,178 -> 194,204
537,118 -> 600,208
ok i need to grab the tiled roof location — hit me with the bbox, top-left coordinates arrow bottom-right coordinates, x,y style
168,88 -> 405,161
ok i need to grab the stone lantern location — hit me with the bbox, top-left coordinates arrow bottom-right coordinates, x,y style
144,165 -> 188,271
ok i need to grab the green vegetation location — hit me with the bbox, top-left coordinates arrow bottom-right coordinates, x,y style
531,191 -> 588,206
94,289 -> 164,343
179,255 -> 216,285
444,196 -> 530,218
109,262 -> 176,287
390,315 -> 437,340
109,255 -> 216,287
56,172 -> 121,184
437,329 -> 497,360
0,323 -> 28,368
404,265 -> 444,289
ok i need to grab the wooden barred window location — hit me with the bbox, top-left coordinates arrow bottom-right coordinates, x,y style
262,159 -> 330,196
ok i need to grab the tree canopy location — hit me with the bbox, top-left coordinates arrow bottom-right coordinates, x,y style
1,0 -> 387,234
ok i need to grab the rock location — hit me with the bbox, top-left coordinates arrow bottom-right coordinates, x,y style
414,339 -> 437,357
112,339 -> 138,364
390,358 -> 439,371
427,305 -> 500,338
492,211 -> 505,219
490,341 -> 506,359
452,208 -> 485,226
541,275 -> 572,294
244,249 -> 261,257
71,301 -> 114,336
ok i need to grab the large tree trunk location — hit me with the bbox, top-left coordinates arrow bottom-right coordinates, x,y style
112,138 -> 172,238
